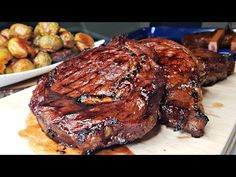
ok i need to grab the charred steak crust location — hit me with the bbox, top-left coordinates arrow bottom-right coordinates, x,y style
29,44 -> 165,153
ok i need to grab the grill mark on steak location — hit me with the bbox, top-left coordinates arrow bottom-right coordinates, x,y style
64,60 -> 115,86
52,48 -> 139,97
90,62 -> 141,97
53,47 -> 121,83
52,56 -> 114,92
66,57 -> 136,98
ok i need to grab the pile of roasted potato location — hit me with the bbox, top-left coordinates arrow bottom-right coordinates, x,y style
0,22 -> 94,74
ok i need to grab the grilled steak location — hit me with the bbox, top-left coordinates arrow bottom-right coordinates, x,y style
181,30 -> 236,49
190,47 -> 235,86
107,36 -> 208,137
29,44 -> 165,153
129,38 -> 208,137
181,30 -> 235,86
30,35 -> 225,153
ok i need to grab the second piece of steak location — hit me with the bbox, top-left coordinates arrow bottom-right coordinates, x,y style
128,38 -> 209,137
107,36 -> 209,137
190,47 -> 235,86
181,30 -> 236,49
29,45 -> 165,153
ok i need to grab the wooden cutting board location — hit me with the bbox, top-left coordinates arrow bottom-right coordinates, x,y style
0,70 -> 235,154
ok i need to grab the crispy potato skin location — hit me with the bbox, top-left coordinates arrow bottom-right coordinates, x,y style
36,22 -> 60,36
8,37 -> 35,58
39,35 -> 63,52
33,51 -> 52,68
12,58 -> 35,73
74,32 -> 94,51
60,31 -> 75,48
10,23 -> 33,40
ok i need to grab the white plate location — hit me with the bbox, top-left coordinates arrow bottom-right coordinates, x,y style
0,69 -> 235,154
0,40 -> 105,88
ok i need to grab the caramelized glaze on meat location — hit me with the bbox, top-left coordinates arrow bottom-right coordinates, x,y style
30,35 -> 214,153
107,36 -> 209,137
29,44 -> 165,153
126,38 -> 208,137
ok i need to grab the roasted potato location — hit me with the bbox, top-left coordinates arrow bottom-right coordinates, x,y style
33,35 -> 41,46
1,28 -> 11,39
8,37 -> 36,58
10,23 -> 33,40
36,22 -> 60,35
0,63 -> 6,74
60,31 -> 75,48
12,58 -> 35,73
0,23 -> 97,75
0,34 -> 8,47
74,33 -> 94,51
39,35 -> 63,52
0,47 -> 13,65
33,51 -> 52,68
8,37 -> 28,58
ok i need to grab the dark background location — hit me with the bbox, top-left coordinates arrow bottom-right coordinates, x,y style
0,22 -> 234,40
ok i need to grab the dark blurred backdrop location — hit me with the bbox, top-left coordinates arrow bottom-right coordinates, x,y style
0,22 -> 233,40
